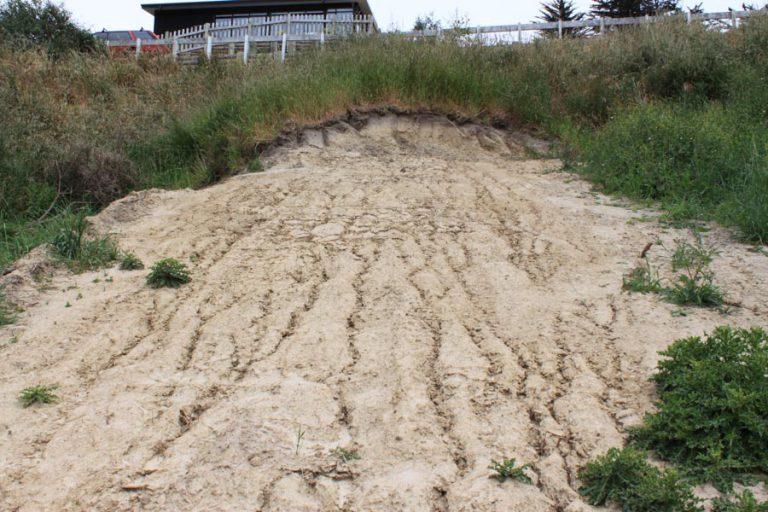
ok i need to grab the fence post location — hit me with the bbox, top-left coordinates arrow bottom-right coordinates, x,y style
286,13 -> 292,35
243,34 -> 250,64
320,29 -> 325,48
558,19 -> 563,39
731,10 -> 738,28
600,16 -> 605,33
135,38 -> 142,58
281,33 -> 287,63
172,37 -> 179,61
206,35 -> 213,60
517,23 -> 522,43
686,11 -> 692,24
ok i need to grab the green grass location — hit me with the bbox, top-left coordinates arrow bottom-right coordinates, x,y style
488,458 -> 532,484
146,258 -> 191,289
119,252 -> 144,271
0,291 -> 16,326
631,326 -> 768,491
579,447 -> 701,512
50,213 -> 118,272
713,491 -> 768,512
19,384 -> 58,407
623,260 -> 663,294
332,447 -> 361,463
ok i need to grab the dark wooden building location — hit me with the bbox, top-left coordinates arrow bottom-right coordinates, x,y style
142,0 -> 375,35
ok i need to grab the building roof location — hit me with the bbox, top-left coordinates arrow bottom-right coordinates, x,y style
142,0 -> 374,16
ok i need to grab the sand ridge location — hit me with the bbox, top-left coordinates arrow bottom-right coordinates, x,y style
1,114 -> 766,511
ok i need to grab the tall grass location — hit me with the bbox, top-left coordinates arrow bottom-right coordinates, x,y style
1,15 -> 767,270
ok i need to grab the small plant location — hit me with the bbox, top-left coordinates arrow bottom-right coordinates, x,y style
665,240 -> 724,307
119,252 -> 145,271
623,259 -> 663,294
0,292 -> 16,326
631,327 -> 768,490
579,447 -> 701,512
51,214 -> 119,272
713,491 -> 768,512
489,458 -> 532,484
295,426 -> 305,456
19,385 -> 58,407
64,301 -> 71,308
332,447 -> 361,463
146,259 -> 191,289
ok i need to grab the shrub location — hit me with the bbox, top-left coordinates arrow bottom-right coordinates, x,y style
579,447 -> 701,512
0,0 -> 100,54
119,252 -> 144,271
489,458 -> 533,484
147,258 -> 191,288
623,259 -> 663,294
631,327 -> 768,490
713,491 -> 768,512
665,240 -> 724,307
19,384 -> 57,407
51,214 -> 118,272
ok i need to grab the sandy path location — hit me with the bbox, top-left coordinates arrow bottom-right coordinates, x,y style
0,114 -> 766,511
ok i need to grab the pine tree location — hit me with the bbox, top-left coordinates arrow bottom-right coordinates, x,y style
538,0 -> 586,37
590,0 -> 679,18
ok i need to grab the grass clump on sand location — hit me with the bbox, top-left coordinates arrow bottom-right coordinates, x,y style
51,214 -> 118,272
119,252 -> 144,271
713,491 -> 768,512
19,384 -> 58,407
489,458 -> 532,484
0,291 -> 16,326
631,326 -> 768,490
146,258 -> 191,289
579,447 -> 701,512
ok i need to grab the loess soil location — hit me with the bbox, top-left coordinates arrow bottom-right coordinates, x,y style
0,114 -> 766,511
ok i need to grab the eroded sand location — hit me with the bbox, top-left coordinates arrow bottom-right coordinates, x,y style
1,114 -> 766,511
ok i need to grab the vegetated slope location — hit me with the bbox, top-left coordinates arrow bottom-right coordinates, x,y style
1,115 -> 766,511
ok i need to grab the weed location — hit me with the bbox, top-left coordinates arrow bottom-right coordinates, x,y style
665,240 -> 724,307
623,259 -> 663,294
8,335 -> 18,344
64,301 -> 71,308
713,491 -> 768,512
295,426 -> 305,456
671,308 -> 688,318
332,447 -> 361,463
119,252 -> 144,271
19,384 -> 58,407
579,447 -> 701,512
146,259 -> 190,289
631,326 -> 768,490
489,458 -> 532,484
51,214 -> 118,272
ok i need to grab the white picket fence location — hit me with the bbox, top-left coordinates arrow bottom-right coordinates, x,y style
109,9 -> 761,64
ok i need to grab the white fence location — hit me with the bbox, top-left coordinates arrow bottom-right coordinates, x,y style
108,9 -> 761,64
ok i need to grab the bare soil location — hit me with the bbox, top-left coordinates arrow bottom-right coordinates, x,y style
1,114 -> 766,511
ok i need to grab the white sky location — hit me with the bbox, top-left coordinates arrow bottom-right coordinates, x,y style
62,0 -> 743,32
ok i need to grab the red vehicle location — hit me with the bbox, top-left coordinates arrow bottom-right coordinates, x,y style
94,30 -> 170,55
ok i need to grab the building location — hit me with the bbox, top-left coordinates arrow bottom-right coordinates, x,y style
142,0 -> 375,36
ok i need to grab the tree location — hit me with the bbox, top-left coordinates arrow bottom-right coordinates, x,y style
590,0 -> 680,18
413,13 -> 441,32
537,0 -> 586,37
0,0 -> 98,54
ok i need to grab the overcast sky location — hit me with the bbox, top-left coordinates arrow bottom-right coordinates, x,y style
62,0 -> 743,32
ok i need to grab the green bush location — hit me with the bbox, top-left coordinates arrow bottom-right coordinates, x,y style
631,327 -> 768,490
579,447 -> 701,512
19,384 -> 57,407
147,258 -> 191,289
665,241 -> 724,307
0,0 -> 99,54
119,252 -> 144,271
51,214 -> 118,272
713,491 -> 768,512
488,458 -> 532,484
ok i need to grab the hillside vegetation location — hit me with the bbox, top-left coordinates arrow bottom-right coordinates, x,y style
2,16 -> 768,269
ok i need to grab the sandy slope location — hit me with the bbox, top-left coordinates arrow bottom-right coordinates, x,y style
0,114 -> 766,512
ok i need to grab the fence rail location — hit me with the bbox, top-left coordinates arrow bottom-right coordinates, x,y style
107,9 -> 762,64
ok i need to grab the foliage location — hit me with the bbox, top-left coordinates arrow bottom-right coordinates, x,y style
665,240 -> 723,307
489,458 -> 533,484
413,13 -> 441,32
623,259 -> 663,293
713,491 -> 768,512
579,447 -> 702,512
19,384 -> 57,407
538,0 -> 587,38
146,258 -> 191,288
0,0 -> 99,54
631,327 -> 768,490
332,447 -> 361,463
51,213 -> 118,272
119,252 -> 144,271
591,0 -> 680,17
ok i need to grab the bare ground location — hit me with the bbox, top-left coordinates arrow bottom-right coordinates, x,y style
0,114 -> 766,511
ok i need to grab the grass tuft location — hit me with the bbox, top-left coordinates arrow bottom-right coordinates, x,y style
119,252 -> 144,271
713,491 -> 768,512
0,291 -> 16,326
51,214 -> 118,272
489,458 -> 532,484
623,259 -> 663,294
146,258 -> 191,289
332,447 -> 361,463
665,240 -> 724,307
19,384 -> 58,407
